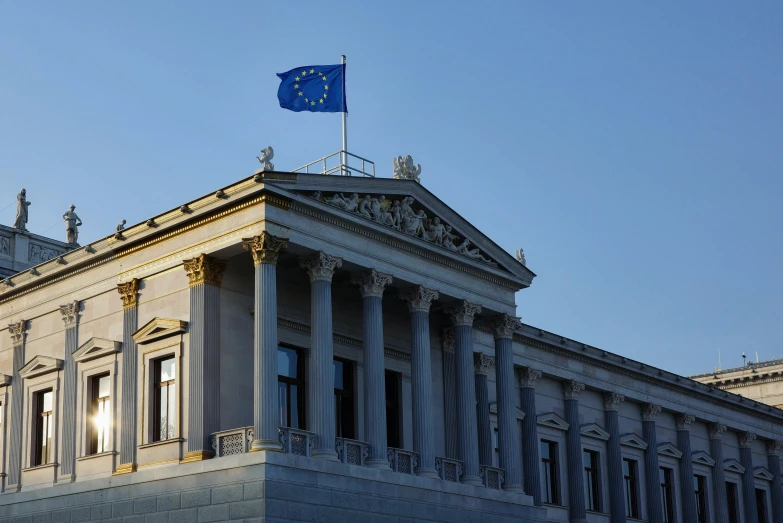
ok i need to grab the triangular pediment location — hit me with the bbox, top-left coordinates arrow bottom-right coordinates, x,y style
73,337 -> 122,363
0,373 -> 11,387
657,442 -> 683,459
133,318 -> 188,344
692,451 -> 715,467
580,423 -> 610,441
754,466 -> 775,481
19,355 -> 63,379
537,412 -> 569,431
489,402 -> 526,420
724,459 -> 745,474
620,433 -> 648,450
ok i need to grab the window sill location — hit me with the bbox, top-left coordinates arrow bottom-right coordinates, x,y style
77,451 -> 117,462
542,503 -> 565,508
138,438 -> 183,450
22,462 -> 58,472
587,510 -> 609,515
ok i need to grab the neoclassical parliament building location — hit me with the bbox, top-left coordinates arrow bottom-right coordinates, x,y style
0,162 -> 782,523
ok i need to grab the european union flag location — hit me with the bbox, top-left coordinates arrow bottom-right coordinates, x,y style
277,64 -> 346,113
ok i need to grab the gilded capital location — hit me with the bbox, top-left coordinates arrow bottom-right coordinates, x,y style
8,320 -> 26,347
445,300 -> 482,327
59,301 -> 80,328
474,352 -> 494,376
642,403 -> 662,422
676,413 -> 696,431
243,232 -> 289,266
488,314 -> 522,340
708,422 -> 727,440
739,431 -> 757,448
183,254 -> 227,287
441,328 -> 455,354
300,251 -> 342,283
399,286 -> 439,313
603,392 -> 625,411
563,380 -> 585,401
351,269 -> 393,298
518,367 -> 542,389
117,279 -> 139,309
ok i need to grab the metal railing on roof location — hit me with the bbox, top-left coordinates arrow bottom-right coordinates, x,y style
292,150 -> 375,177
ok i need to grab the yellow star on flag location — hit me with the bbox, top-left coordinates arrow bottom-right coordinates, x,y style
323,76 -> 327,81
305,98 -> 309,103
320,99 -> 324,103
324,93 -> 327,98
295,77 -> 300,81
324,85 -> 329,90
298,92 -> 303,96
301,71 -> 306,76
311,101 -> 315,106
310,69 -> 315,74
294,84 -> 299,89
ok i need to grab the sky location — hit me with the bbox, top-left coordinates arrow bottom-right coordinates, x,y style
1,1 -> 781,377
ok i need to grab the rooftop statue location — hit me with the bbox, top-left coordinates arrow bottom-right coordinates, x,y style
256,146 -> 275,171
393,155 -> 421,183
515,248 -> 526,266
115,219 -> 126,239
13,189 -> 31,231
62,205 -> 83,245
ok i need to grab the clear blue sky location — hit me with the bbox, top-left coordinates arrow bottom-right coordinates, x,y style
2,2 -> 781,376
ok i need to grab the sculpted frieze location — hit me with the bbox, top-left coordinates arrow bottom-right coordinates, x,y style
0,235 -> 10,256
28,243 -> 62,265
309,191 -> 497,266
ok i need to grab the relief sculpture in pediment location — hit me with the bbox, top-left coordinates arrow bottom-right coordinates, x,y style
29,244 -> 62,264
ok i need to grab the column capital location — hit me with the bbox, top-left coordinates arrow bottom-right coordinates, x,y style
351,269 -> 392,298
488,314 -> 522,340
708,422 -> 727,440
117,279 -> 139,309
563,379 -> 585,400
602,392 -> 625,411
739,431 -> 757,448
676,413 -> 696,431
8,320 -> 26,347
399,286 -> 439,313
445,300 -> 482,326
441,327 -> 455,353
183,254 -> 227,287
299,251 -> 342,282
243,232 -> 289,266
59,301 -> 80,328
766,440 -> 783,456
641,403 -> 662,421
518,367 -> 542,389
474,353 -> 494,376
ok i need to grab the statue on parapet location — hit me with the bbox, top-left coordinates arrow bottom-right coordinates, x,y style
515,249 -> 526,266
393,155 -> 421,183
62,205 -> 83,245
257,146 -> 275,171
13,189 -> 31,231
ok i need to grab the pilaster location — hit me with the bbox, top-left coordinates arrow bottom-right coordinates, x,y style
563,380 -> 587,523
642,403 -> 663,523
116,279 -> 139,475
709,423 -> 729,523
603,392 -> 626,523
767,440 -> 783,523
441,327 -> 458,459
676,413 -> 697,523
6,319 -> 27,490
519,367 -> 543,503
740,431 -> 760,523
58,301 -> 80,481
474,352 -> 494,467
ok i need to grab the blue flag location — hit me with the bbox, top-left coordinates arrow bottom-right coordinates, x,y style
277,64 -> 346,113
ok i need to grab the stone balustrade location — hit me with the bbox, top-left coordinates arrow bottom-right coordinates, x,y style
336,437 -> 369,466
479,464 -> 505,490
278,427 -> 317,457
435,456 -> 464,483
388,447 -> 419,474
212,427 -> 254,457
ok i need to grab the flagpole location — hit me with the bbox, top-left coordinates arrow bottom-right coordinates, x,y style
341,54 -> 347,175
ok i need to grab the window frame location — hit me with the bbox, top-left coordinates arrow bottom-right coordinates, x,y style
333,357 -> 355,439
583,448 -> 602,512
725,479 -> 741,523
22,374 -> 60,471
385,370 -> 402,449
277,344 -> 305,430
89,373 -> 112,455
622,456 -> 641,519
659,465 -> 676,523
76,357 -> 118,460
141,343 -> 182,446
33,389 -> 55,467
540,438 -> 562,506
756,486 -> 770,523
694,473 -> 709,523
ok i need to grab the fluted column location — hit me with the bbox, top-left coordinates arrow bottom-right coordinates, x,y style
474,353 -> 494,467
740,432 -> 760,523
490,315 -> 524,494
767,441 -> 783,523
183,254 -> 227,461
445,300 -> 483,486
6,320 -> 27,490
518,369 -> 543,504
58,302 -> 80,481
300,251 -> 342,461
642,403 -> 664,523
709,423 -> 729,523
399,286 -> 439,478
442,328 -> 458,459
603,392 -> 626,523
352,269 -> 393,469
676,414 -> 698,523
564,380 -> 587,523
116,279 -> 139,474
244,233 -> 288,452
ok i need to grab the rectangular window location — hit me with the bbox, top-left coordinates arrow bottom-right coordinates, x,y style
153,357 -> 176,442
90,374 -> 111,454
623,458 -> 640,518
726,482 -> 739,523
334,358 -> 354,439
540,440 -> 560,505
757,488 -> 768,523
278,346 -> 305,429
385,370 -> 401,449
694,474 -> 708,523
660,467 -> 675,523
583,449 -> 601,511
33,389 -> 54,466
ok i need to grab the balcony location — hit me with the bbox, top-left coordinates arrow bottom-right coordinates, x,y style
387,447 -> 418,475
335,437 -> 369,466
479,464 -> 505,490
435,457 -> 463,483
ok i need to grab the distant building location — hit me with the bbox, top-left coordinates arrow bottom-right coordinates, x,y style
692,360 -> 783,409
0,224 -> 71,279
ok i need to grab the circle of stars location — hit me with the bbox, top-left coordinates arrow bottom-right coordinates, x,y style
294,69 -> 329,107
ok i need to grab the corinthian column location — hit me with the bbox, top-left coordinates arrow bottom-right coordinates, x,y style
445,300 -> 483,486
489,314 -> 524,494
519,367 -> 543,504
767,441 -> 783,523
603,392 -> 626,523
182,254 -> 226,462
563,380 -> 587,523
244,233 -> 288,452
59,301 -> 80,481
399,286 -> 439,478
709,423 -> 730,523
6,320 -> 27,491
300,251 -> 342,460
474,352 -> 494,467
740,432 -> 760,523
676,413 -> 698,523
642,403 -> 664,523
352,269 -> 393,469
442,328 -> 458,459
116,279 -> 139,475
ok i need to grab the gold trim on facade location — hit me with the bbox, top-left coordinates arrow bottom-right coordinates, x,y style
112,462 -> 137,475
117,279 -> 139,309
242,232 -> 289,266
182,254 -> 227,287
137,458 -> 179,470
180,450 -> 215,464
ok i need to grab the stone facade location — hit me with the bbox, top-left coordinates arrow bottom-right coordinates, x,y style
692,359 -> 783,408
0,170 -> 780,523
0,224 -> 72,279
